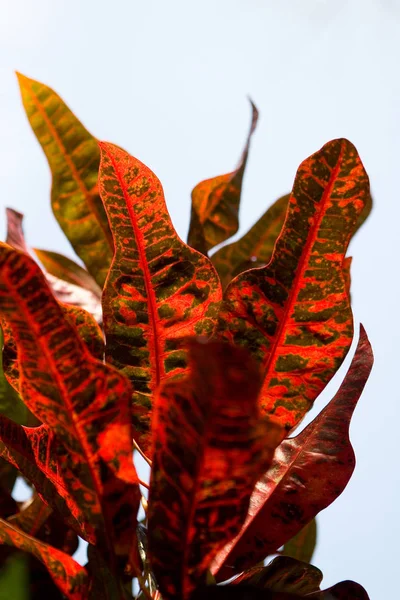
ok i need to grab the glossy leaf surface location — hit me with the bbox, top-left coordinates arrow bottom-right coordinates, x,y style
218,139 -> 370,432
187,101 -> 258,253
283,518 -> 317,564
0,517 -> 88,600
232,556 -> 322,595
17,73 -> 113,287
0,245 -> 140,559
148,340 -> 282,600
99,142 -> 222,451
212,326 -> 373,578
212,194 -> 289,288
34,249 -> 102,298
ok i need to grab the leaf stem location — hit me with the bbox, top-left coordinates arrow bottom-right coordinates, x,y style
133,438 -> 152,467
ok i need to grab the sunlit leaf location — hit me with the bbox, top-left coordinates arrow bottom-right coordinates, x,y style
98,142 -> 222,452
0,245 -> 140,562
212,326 -> 373,578
33,249 -> 102,298
16,73 -> 113,287
187,101 -> 259,253
218,139 -> 370,433
232,556 -> 322,595
0,517 -> 88,600
211,194 -> 289,288
148,339 -> 282,600
283,519 -> 317,564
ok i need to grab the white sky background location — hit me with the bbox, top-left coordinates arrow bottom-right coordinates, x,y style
0,0 -> 397,597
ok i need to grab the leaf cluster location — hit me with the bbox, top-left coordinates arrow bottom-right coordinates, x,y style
0,74 -> 374,599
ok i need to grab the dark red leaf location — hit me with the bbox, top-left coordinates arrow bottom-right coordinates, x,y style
212,325 -> 373,578
148,339 -> 283,600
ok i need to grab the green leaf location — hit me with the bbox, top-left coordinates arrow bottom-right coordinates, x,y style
187,101 -> 258,253
211,194 -> 289,288
283,519 -> 317,564
0,326 -> 28,425
0,554 -> 29,600
17,73 -> 113,288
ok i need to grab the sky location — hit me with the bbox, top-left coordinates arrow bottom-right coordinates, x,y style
0,0 -> 398,597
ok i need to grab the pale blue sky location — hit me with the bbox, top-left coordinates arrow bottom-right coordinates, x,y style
1,1 -> 398,597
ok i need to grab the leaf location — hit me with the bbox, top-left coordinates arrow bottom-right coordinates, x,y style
147,339 -> 283,600
310,580 -> 370,599
98,142 -> 222,452
232,556 -> 322,595
60,304 -> 104,361
218,138 -> 370,433
187,101 -> 259,253
9,494 -> 79,556
211,194 -> 290,289
283,518 -> 317,564
16,73 -> 113,287
33,249 -> 102,298
5,208 -> 102,322
211,325 -> 373,579
0,554 -> 29,600
0,517 -> 88,600
0,245 -> 140,563
0,326 -> 28,425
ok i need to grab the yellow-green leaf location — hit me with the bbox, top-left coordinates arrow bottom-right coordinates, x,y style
17,73 -> 113,287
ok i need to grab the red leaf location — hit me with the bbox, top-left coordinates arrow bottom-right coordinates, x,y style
98,142 -> 222,453
148,339 -> 283,600
0,516 -> 88,600
212,325 -> 373,578
218,139 -> 370,433
0,245 -> 140,563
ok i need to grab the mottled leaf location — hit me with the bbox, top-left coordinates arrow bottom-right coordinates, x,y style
98,142 -> 222,452
0,245 -> 140,562
148,339 -> 282,600
218,139 -> 370,433
311,580 -> 370,599
188,101 -> 259,253
212,326 -> 373,579
0,517 -> 88,600
283,518 -> 317,564
34,249 -> 102,297
232,556 -> 321,595
60,304 -> 104,361
16,73 -> 113,287
212,194 -> 289,288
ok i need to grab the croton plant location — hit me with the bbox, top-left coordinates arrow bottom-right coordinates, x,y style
0,73 -> 373,600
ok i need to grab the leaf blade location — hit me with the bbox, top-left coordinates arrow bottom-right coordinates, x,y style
0,517 -> 88,600
17,73 -> 113,287
99,142 -> 222,452
148,340 -> 282,600
283,518 -> 317,564
211,194 -> 289,289
218,138 -> 370,432
212,325 -> 373,578
188,101 -> 258,253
